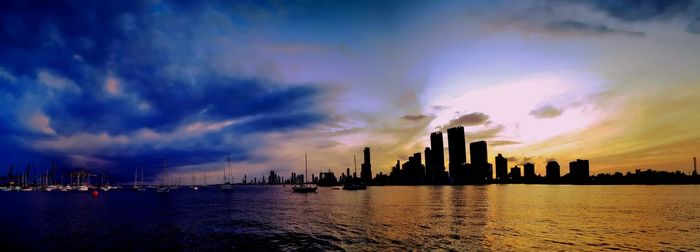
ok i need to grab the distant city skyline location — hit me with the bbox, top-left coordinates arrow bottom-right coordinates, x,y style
1,0 -> 700,181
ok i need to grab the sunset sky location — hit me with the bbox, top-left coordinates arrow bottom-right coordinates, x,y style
1,0 -> 699,182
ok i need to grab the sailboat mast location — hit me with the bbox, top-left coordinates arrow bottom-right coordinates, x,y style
227,154 -> 231,183
305,153 -> 308,184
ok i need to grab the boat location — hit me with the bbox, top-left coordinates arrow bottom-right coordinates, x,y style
158,160 -> 170,193
0,186 -> 11,192
292,153 -> 317,193
77,185 -> 89,191
342,183 -> 367,190
342,155 -> 367,191
156,186 -> 170,193
219,155 -> 235,191
44,185 -> 58,192
191,167 -> 198,190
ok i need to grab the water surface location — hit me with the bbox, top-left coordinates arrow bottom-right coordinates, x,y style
1,185 -> 698,251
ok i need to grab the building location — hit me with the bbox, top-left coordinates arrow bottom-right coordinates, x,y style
424,147 -> 434,183
495,154 -> 508,180
546,161 -> 560,181
318,169 -> 338,186
510,166 -> 521,179
430,131 -> 447,182
569,159 -> 590,182
447,126 -> 466,180
469,141 -> 489,180
360,147 -> 372,185
524,162 -> 535,179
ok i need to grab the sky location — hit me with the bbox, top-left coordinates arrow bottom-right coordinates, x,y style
1,0 -> 700,183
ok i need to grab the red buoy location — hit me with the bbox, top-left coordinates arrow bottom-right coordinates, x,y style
91,191 -> 99,197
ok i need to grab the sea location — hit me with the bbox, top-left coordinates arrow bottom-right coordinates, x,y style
1,185 -> 699,251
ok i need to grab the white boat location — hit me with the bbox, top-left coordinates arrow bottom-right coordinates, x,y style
77,185 -> 89,191
156,186 -> 170,193
0,186 -> 10,192
20,187 -> 33,192
44,185 -> 58,192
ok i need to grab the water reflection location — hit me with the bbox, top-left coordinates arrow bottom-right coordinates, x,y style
1,185 -> 699,251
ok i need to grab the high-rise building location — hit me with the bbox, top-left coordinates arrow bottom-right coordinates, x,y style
495,154 -> 508,180
430,131 -> 446,181
424,147 -> 434,183
524,162 -> 535,179
569,159 -> 590,182
510,166 -> 521,179
469,141 -> 489,180
360,147 -> 372,185
447,126 -> 466,180
546,161 -> 560,180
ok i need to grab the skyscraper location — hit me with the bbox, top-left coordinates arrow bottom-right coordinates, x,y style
569,159 -> 590,182
469,141 -> 489,180
360,147 -> 372,184
495,154 -> 508,180
424,147 -> 434,183
447,126 -> 466,180
510,166 -> 521,179
524,162 -> 535,179
546,160 -> 560,181
430,131 -> 446,182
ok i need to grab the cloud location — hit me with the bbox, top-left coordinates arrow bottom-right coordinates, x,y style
688,17 -> 700,34
529,105 -> 563,119
0,67 -> 17,82
37,70 -> 81,93
0,0 -> 332,181
442,112 -> 489,130
467,125 -> 504,140
579,0 -> 693,22
490,140 -> 521,146
546,20 -> 645,37
400,114 -> 429,122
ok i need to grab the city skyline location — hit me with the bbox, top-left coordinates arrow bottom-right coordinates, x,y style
1,0 -> 700,181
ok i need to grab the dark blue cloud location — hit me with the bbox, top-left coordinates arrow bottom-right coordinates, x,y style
581,0 -> 692,22
546,20 -> 645,37
0,0 -> 329,179
567,0 -> 700,35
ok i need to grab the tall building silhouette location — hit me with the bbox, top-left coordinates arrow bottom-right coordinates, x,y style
360,147 -> 372,184
447,126 -> 466,180
546,160 -> 560,180
569,159 -> 590,182
430,131 -> 447,182
424,147 -> 434,183
693,157 -> 697,176
510,166 -> 521,179
524,162 -> 535,179
469,141 -> 489,180
495,154 -> 508,180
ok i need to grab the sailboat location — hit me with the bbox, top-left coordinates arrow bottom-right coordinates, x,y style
220,155 -> 234,191
292,153 -> 318,193
157,160 -> 170,193
343,155 -> 367,190
100,169 -> 111,191
191,167 -> 199,190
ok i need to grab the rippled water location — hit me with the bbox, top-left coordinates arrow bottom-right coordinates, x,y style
1,185 -> 699,251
